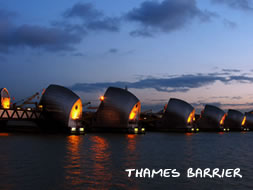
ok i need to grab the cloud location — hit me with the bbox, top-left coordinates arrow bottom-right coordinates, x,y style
210,96 -> 242,99
108,48 -> 118,54
63,2 -> 120,32
222,68 -> 240,72
71,81 -> 128,92
231,96 -> 242,99
0,2 -> 121,54
0,23 -> 81,53
192,101 -> 253,112
223,19 -> 237,29
211,0 -> 253,11
0,9 -> 16,18
70,70 -> 253,93
0,55 -> 6,62
72,52 -> 85,56
130,30 -> 154,37
64,3 -> 103,20
125,0 -> 216,36
87,17 -> 120,32
228,75 -> 253,83
133,100 -> 253,113
0,10 -> 82,53
52,21 -> 87,34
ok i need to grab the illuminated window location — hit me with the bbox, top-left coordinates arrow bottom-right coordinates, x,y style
241,116 -> 246,126
1,88 -> 10,109
187,109 -> 195,124
129,102 -> 141,120
70,99 -> 82,120
100,96 -> 104,101
220,114 -> 227,125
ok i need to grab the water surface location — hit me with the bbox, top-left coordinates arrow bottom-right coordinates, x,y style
0,132 -> 252,190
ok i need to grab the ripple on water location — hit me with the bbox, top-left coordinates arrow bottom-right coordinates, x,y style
0,132 -> 252,189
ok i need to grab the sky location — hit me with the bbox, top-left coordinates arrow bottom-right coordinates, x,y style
1,0 -> 253,113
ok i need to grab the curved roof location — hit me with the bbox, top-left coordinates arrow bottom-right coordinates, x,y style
224,109 -> 244,129
0,88 -> 10,98
158,98 -> 194,129
104,87 -> 139,110
166,98 -> 194,121
226,109 -> 243,122
245,112 -> 253,127
39,84 -> 81,127
94,87 -> 140,128
203,105 -> 225,122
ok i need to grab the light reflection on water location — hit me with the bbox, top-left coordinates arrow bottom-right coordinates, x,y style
64,135 -> 83,188
0,133 -> 9,136
0,132 -> 253,190
89,136 -> 112,189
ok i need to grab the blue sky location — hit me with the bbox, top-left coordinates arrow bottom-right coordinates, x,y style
1,0 -> 253,112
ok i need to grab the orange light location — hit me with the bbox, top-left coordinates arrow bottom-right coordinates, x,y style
129,112 -> 136,120
187,109 -> 195,123
1,97 -> 10,109
185,132 -> 194,136
242,116 -> 246,126
0,133 -> 9,136
1,88 -> 10,109
163,103 -> 168,113
220,114 -> 227,125
70,99 -> 82,120
127,134 -> 136,139
129,102 -> 141,120
100,96 -> 104,101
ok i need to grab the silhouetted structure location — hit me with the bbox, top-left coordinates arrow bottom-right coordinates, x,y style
91,87 -> 143,133
197,105 -> 226,131
39,84 -> 83,133
157,98 -> 197,132
224,109 -> 247,131
244,112 -> 253,131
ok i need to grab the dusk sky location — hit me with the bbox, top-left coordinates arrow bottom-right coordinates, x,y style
1,0 -> 253,113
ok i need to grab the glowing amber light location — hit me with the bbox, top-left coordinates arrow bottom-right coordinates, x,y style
129,102 -> 141,120
220,114 -> 227,125
70,99 -> 82,120
187,109 -> 195,123
242,116 -> 246,126
129,112 -> 136,120
2,97 -> 10,109
100,96 -> 104,101
1,88 -> 10,109
0,133 -> 9,136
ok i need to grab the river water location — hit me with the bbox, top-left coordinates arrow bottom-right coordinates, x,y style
0,132 -> 252,190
